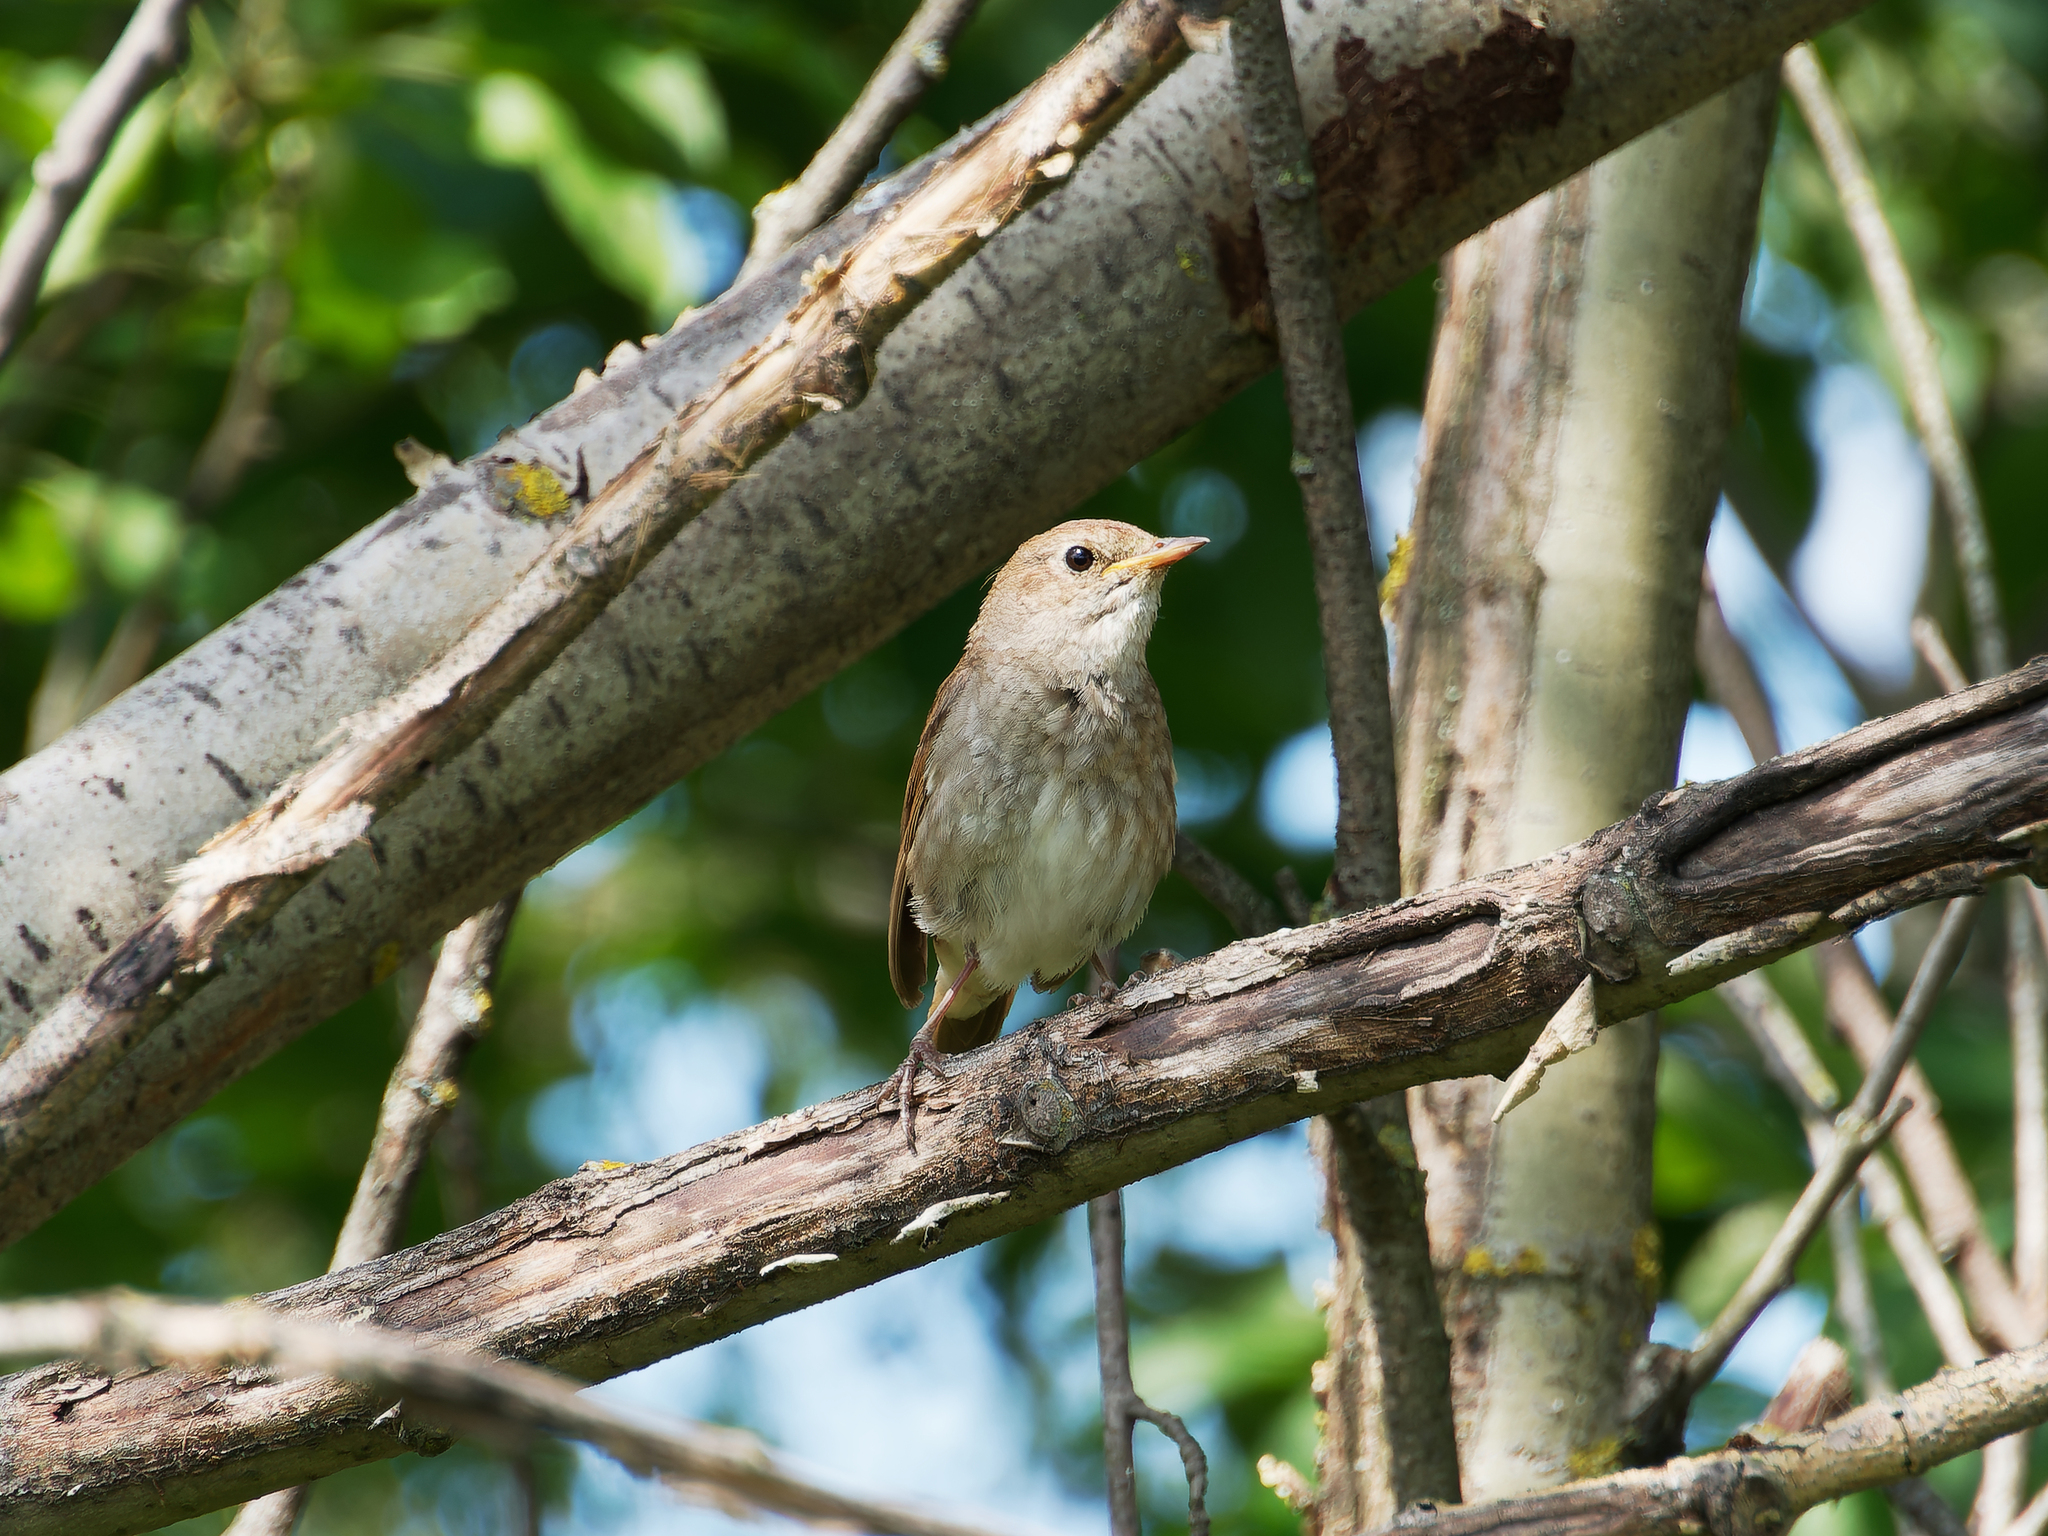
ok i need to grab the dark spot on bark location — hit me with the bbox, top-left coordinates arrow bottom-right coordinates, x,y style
204,753 -> 253,800
421,536 -> 448,551
75,908 -> 109,953
368,835 -> 387,868
177,682 -> 222,710
321,879 -> 347,905
460,776 -> 487,816
780,547 -> 806,576
980,267 -> 1016,308
992,365 -> 1015,403
411,845 -> 429,873
321,595 -> 343,608
547,695 -> 570,730
649,381 -> 676,410
796,495 -> 830,534
17,924 -> 51,963
1205,213 -> 1274,334
900,457 -> 925,494
880,376 -> 910,415
482,739 -> 501,770
102,778 -> 125,800
340,626 -> 365,654
85,916 -> 180,1008
1312,14 -> 1574,249
961,287 -> 992,331
6,978 -> 29,1011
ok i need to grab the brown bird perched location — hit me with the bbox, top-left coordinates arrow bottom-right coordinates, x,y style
885,519 -> 1207,1144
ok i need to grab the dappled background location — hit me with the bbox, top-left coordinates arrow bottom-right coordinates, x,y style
2,0 -> 2047,1532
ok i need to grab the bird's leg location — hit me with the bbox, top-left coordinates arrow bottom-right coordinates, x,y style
1089,947 -> 1120,999
882,952 -> 980,1151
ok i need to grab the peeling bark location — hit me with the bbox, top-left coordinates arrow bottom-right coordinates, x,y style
5,662 -> 2048,1534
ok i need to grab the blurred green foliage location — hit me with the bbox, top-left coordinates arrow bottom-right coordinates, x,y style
0,0 -> 2045,1532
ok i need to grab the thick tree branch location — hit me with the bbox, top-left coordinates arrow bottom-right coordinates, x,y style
0,0 -> 1218,1188
0,1292 -> 1023,1536
0,0 -> 193,365
9,663 -> 2048,1533
0,0 -> 1879,1248
1355,1341 -> 2048,1536
739,0 -> 985,283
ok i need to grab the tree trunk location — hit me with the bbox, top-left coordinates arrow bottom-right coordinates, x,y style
1391,72 -> 1779,1495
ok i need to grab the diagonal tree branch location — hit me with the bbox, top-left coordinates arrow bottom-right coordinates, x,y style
8,660 -> 2048,1534
0,0 -> 1224,1189
0,0 -> 1880,1251
0,0 -> 194,365
739,0 -> 986,283
0,1291 -> 1029,1536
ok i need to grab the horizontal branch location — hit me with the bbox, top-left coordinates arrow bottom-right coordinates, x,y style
1356,1339 -> 2048,1536
0,1291 -> 1022,1536
0,0 -> 1874,1252
7,660 -> 2048,1534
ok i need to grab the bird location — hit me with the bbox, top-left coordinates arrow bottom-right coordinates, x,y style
884,518 -> 1207,1146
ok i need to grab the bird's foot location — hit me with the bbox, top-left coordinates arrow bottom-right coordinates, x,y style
878,1034 -> 952,1152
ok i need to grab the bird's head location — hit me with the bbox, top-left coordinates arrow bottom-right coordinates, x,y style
971,519 -> 1207,676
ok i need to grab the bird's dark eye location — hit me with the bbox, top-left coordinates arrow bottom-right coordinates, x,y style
1065,546 -> 1095,572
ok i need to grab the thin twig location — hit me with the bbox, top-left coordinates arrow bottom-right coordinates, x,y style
2013,890 -> 2048,1323
1912,615 -> 1971,696
1273,866 -> 1313,927
1637,909 -> 1980,1446
1173,832 -> 1281,938
0,0 -> 194,364
1089,1191 -> 1209,1536
1740,982 -> 1967,1536
2008,1477 -> 2048,1536
1230,0 -> 1397,911
0,1291 -> 1030,1536
1696,562 -> 1782,764
1783,43 -> 2006,679
1815,932 -> 2039,1350
739,0 -> 984,284
1859,1154 -> 1983,1368
332,897 -> 520,1266
0,0 -> 1227,1188
224,895 -> 522,1536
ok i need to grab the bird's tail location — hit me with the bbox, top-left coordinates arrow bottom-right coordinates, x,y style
934,989 -> 1015,1054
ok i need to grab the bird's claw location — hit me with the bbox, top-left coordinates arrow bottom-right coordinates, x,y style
880,1036 -> 952,1152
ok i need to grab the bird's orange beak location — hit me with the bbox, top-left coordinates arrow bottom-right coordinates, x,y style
1104,536 -> 1209,574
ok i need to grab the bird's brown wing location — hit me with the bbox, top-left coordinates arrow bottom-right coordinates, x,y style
889,665 -> 966,1008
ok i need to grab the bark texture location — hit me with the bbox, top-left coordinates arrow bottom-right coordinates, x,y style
1391,75 -> 1779,1496
0,0 -> 1871,1244
6,661 -> 2048,1534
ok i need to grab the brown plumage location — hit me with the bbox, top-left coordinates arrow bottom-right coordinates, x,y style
884,518 -> 1205,1143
